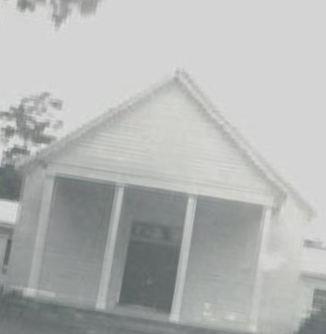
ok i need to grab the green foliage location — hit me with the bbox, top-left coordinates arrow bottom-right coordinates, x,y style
16,0 -> 102,27
0,166 -> 21,201
297,307 -> 326,334
0,92 -> 63,166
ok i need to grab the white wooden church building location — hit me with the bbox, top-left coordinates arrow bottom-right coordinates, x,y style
6,71 -> 314,334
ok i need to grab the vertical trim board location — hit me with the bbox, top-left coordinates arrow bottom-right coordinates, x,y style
170,195 -> 197,322
96,185 -> 125,310
25,174 -> 55,297
249,206 -> 272,330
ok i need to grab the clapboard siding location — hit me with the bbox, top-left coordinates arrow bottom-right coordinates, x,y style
52,81 -> 274,198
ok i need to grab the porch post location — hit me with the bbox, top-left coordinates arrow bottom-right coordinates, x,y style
249,206 -> 272,330
96,184 -> 124,310
170,195 -> 197,322
26,174 -> 55,297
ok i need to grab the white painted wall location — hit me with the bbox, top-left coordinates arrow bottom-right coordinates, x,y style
257,198 -> 308,334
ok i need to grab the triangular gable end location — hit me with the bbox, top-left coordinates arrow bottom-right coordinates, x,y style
17,70 -> 315,218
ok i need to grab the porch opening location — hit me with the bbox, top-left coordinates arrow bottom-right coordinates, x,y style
39,177 -> 115,306
117,187 -> 187,314
181,196 -> 263,323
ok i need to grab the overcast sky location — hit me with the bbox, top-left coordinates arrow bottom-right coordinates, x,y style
1,0 -> 325,238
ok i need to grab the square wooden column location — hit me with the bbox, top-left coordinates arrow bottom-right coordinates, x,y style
249,206 -> 272,331
96,184 -> 124,310
25,174 -> 55,297
170,195 -> 197,322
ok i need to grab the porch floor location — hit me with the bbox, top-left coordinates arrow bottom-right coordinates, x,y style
0,291 -> 252,334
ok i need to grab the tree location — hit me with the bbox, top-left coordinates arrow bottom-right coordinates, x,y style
16,0 -> 102,27
0,92 -> 63,200
0,92 -> 63,166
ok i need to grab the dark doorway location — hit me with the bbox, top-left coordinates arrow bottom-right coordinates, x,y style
119,222 -> 180,313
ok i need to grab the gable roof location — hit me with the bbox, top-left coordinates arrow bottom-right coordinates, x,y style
17,70 -> 315,218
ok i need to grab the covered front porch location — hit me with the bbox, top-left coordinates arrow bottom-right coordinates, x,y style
23,172 -> 271,332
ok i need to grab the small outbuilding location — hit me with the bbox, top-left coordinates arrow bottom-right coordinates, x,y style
300,241 -> 326,321
6,71 -> 314,334
0,199 -> 17,284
